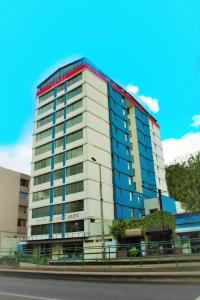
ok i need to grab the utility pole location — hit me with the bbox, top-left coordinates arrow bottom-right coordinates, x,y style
91,157 -> 105,259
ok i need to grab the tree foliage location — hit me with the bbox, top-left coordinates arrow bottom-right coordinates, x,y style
165,152 -> 200,211
109,211 -> 175,240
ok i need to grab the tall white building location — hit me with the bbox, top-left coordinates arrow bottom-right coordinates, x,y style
28,58 -> 175,256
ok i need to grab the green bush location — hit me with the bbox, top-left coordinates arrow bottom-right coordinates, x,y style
128,246 -> 139,257
109,220 -> 126,240
109,211 -> 176,240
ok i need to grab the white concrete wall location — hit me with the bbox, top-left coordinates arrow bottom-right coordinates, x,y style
149,119 -> 168,195
176,201 -> 185,213
144,198 -> 160,215
28,68 -> 114,241
127,105 -> 143,194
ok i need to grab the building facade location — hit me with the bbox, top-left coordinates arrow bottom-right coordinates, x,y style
0,167 -> 29,249
28,58 -> 175,255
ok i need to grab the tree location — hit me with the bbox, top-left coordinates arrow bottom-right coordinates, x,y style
109,212 -> 175,240
165,152 -> 200,212
109,220 -> 126,240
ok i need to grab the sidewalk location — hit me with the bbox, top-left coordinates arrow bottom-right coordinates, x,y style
1,265 -> 200,283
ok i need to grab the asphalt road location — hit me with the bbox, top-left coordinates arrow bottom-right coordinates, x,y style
0,275 -> 200,300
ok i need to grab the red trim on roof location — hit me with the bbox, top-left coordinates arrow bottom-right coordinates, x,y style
85,64 -> 110,83
36,64 -> 87,97
36,64 -> 109,97
148,115 -> 160,128
36,63 -> 159,128
112,83 -> 159,128
112,83 -> 145,112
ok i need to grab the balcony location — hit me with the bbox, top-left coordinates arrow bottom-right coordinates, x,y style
17,226 -> 27,235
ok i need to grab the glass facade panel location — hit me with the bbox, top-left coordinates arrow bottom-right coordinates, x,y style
53,204 -> 62,215
65,181 -> 84,195
56,108 -> 64,119
36,128 -> 52,141
38,90 -> 53,104
54,152 -> 63,164
66,129 -> 83,145
54,169 -> 63,180
67,99 -> 82,113
37,114 -> 53,128
31,224 -> 49,235
53,223 -> 62,234
65,200 -> 84,213
66,114 -> 82,129
66,163 -> 83,177
34,157 -> 51,170
67,86 -> 82,100
34,173 -> 50,185
54,186 -> 63,198
66,146 -> 83,160
35,142 -> 51,156
67,73 -> 82,87
38,101 -> 53,115
32,206 -> 49,218
55,137 -> 63,148
65,220 -> 84,233
56,95 -> 65,106
55,122 -> 64,134
33,189 -> 50,201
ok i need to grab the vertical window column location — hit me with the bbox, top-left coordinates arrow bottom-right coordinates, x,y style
49,87 -> 57,239
62,86 -> 67,224
64,81 -> 67,104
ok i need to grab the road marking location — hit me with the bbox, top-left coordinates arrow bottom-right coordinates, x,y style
0,291 -> 62,300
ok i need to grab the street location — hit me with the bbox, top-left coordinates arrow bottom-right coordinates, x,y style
0,275 -> 199,300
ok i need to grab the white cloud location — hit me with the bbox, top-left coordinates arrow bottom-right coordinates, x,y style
126,84 -> 139,94
191,115 -> 200,127
162,132 -> 200,165
0,126 -> 32,175
126,84 -> 159,113
139,95 -> 159,113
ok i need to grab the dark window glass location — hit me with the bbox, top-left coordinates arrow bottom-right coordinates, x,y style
67,73 -> 82,87
20,178 -> 29,187
65,181 -> 84,195
32,206 -> 49,218
65,220 -> 84,233
65,200 -> 84,213
54,186 -> 63,198
54,169 -> 63,180
34,173 -> 50,185
66,163 -> 83,177
53,204 -> 62,215
53,223 -> 62,234
31,224 -> 49,235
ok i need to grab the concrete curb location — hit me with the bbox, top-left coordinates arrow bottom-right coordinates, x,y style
1,269 -> 200,283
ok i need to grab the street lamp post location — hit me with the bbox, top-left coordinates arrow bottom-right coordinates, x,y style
158,188 -> 165,242
91,157 -> 105,259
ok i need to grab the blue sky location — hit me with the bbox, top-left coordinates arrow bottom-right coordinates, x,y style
0,0 -> 199,173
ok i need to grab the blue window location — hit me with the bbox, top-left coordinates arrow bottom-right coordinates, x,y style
19,192 -> 28,201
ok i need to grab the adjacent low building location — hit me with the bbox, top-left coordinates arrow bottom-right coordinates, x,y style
0,167 -> 29,249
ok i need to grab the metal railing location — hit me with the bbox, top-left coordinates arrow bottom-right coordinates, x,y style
0,238 -> 200,267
